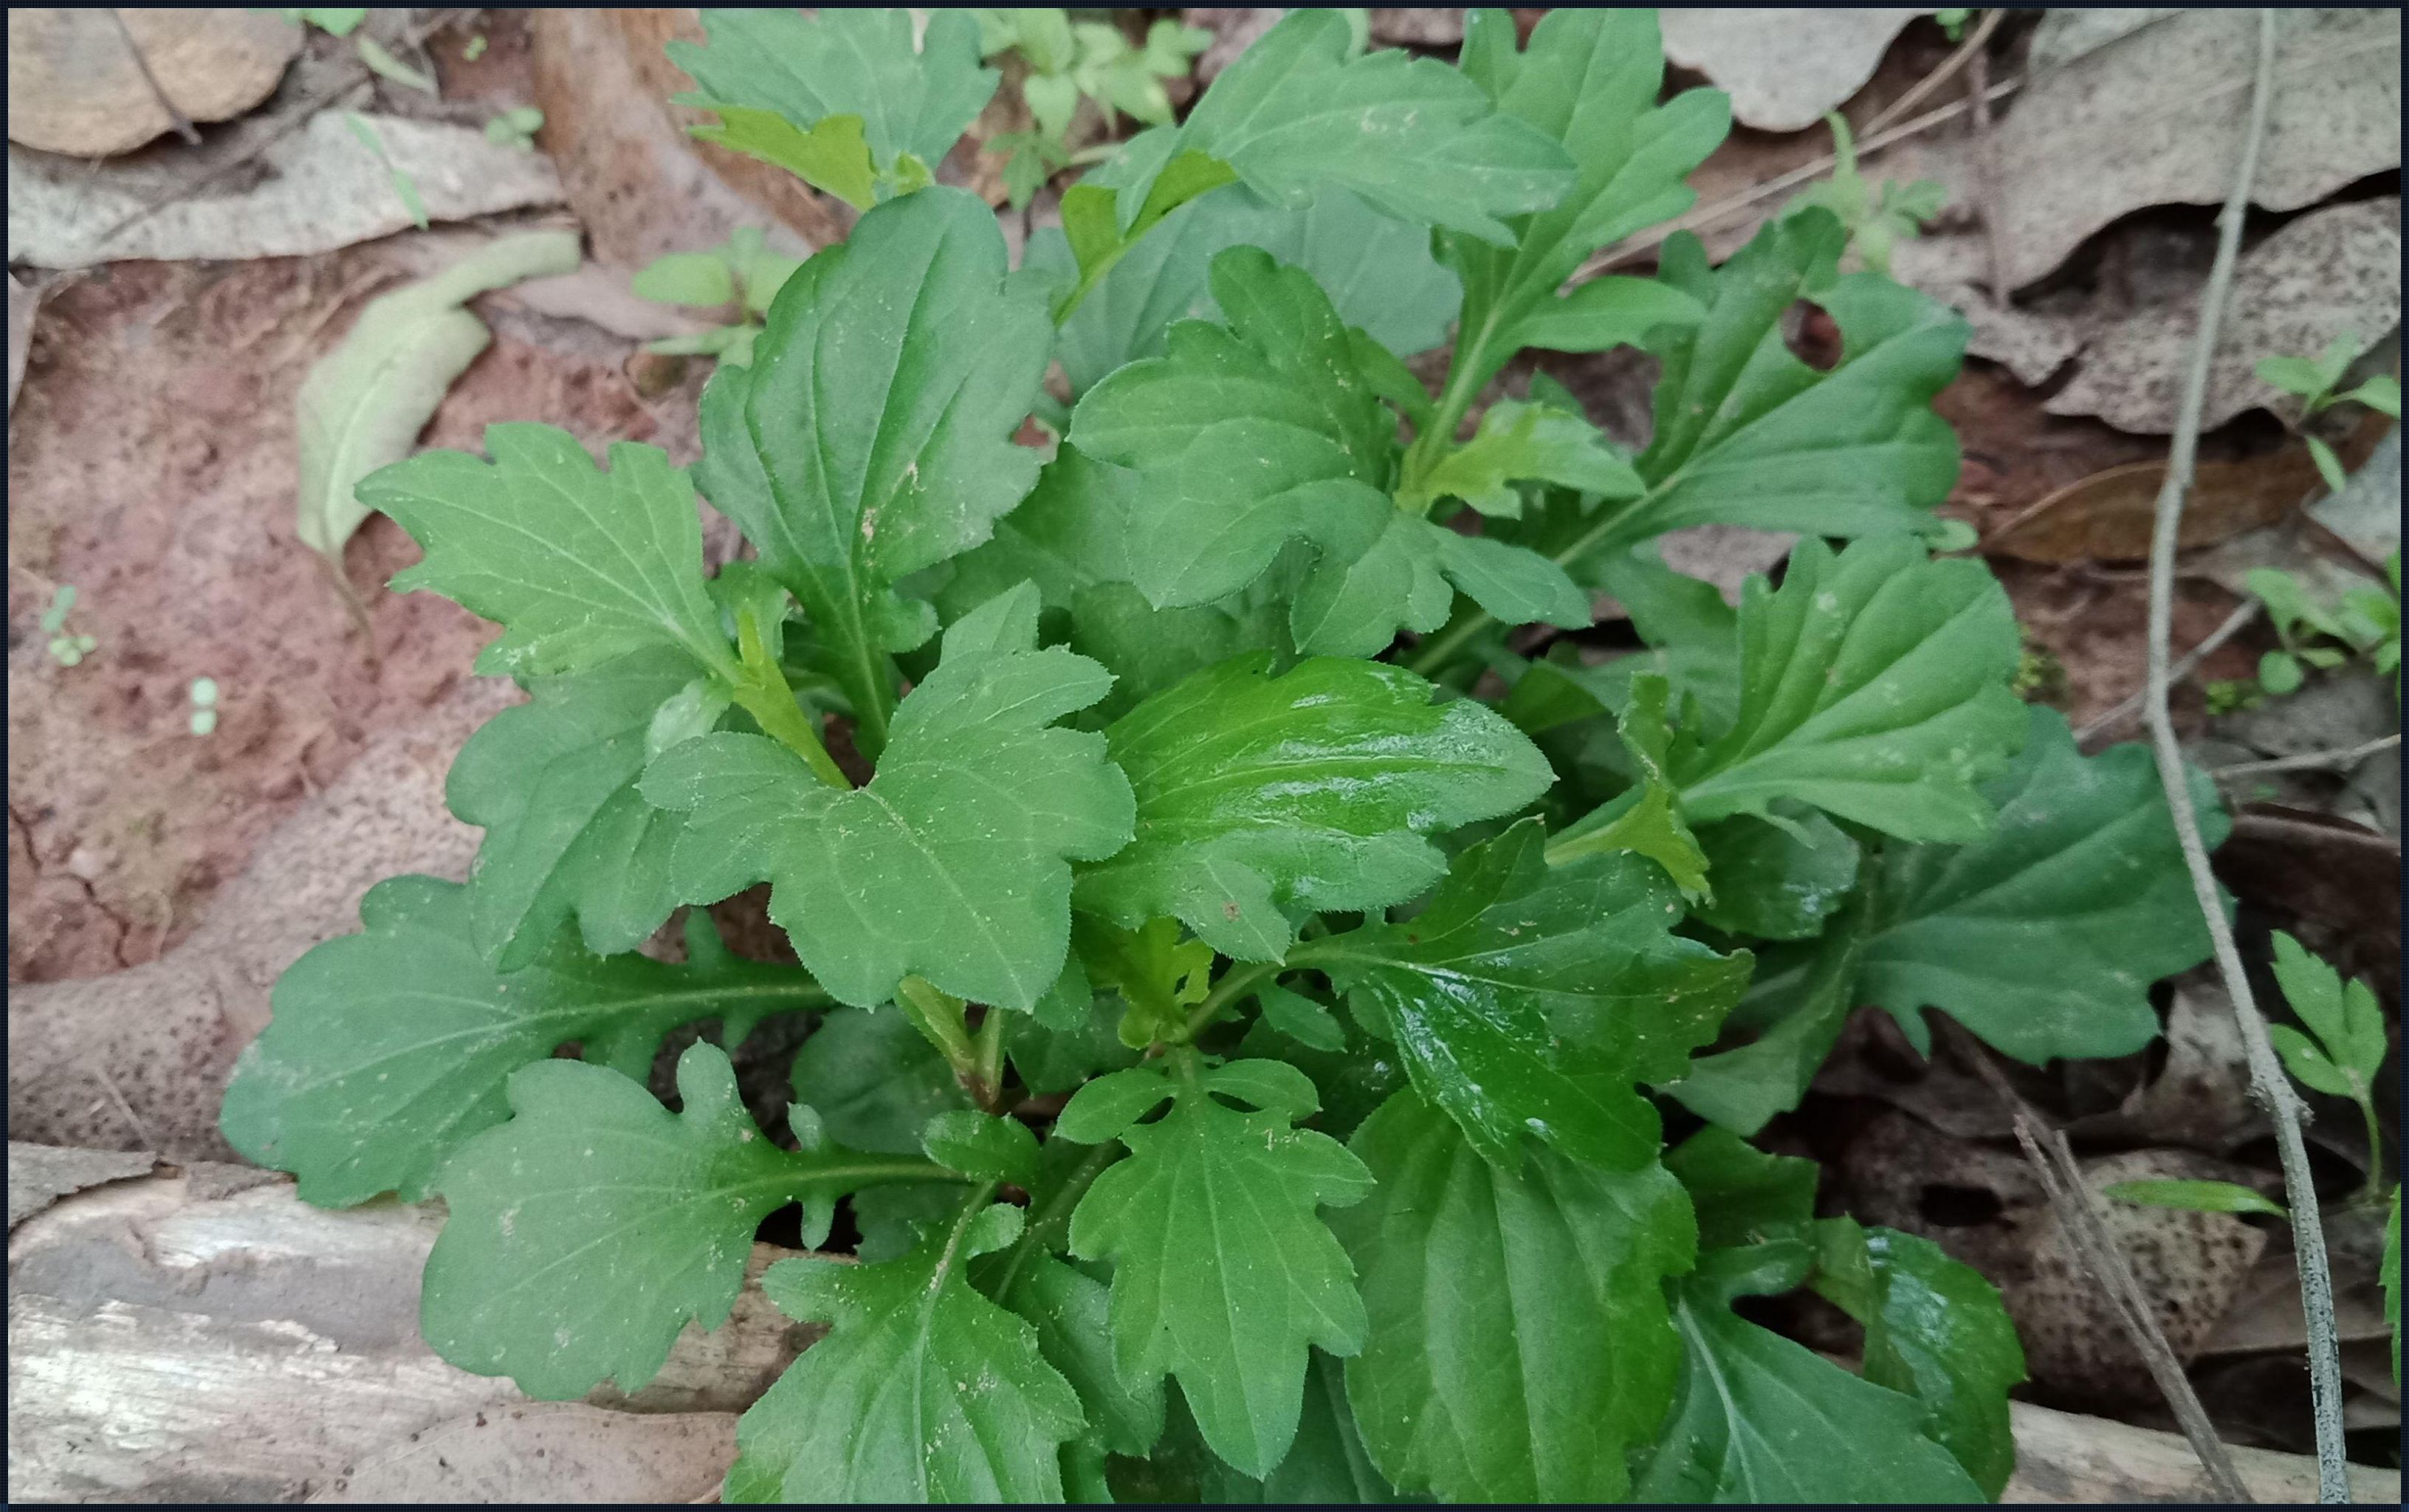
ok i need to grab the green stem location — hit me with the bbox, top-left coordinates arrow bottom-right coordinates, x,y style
1403,486 -> 1664,677
725,608 -> 852,790
935,1179 -> 1003,1271
896,975 -> 977,1082
2354,1092 -> 2385,1206
1399,313 -> 1507,496
1178,960 -> 1281,1045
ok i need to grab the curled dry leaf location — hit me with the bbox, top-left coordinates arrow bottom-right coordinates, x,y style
5,8 -> 299,158
1659,9 -> 1927,133
1990,9 -> 2403,289
296,231 -> 584,571
1985,408 -> 2393,564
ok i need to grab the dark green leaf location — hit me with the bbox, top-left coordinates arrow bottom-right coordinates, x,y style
1076,653 -> 1553,961
1666,1125 -> 1818,1251
1811,1219 -> 2027,1498
1690,805 -> 1860,941
1635,1272 -> 1987,1503
1336,1090 -> 1694,1502
1307,819 -> 1748,1170
220,878 -> 821,1206
921,1109 -> 1039,1187
1257,982 -> 1346,1053
982,1251 -> 1166,1460
1860,705 -> 2227,1061
2270,930 -> 2387,1085
727,1201 -> 1085,1502
1395,400 -> 1641,516
447,649 -> 702,969
790,1005 -> 966,1154
644,585 -> 1135,1012
422,1043 -> 949,1398
1058,1060 -> 1374,1477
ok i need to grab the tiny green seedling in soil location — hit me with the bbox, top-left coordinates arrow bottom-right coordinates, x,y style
40,584 -> 97,667
1788,111 -> 1946,277
2268,932 -> 2391,1203
974,9 -> 1214,209
224,10 -> 2289,1503
341,111 -> 428,230
2255,332 -> 2405,492
461,32 -> 487,62
483,106 -> 543,151
631,226 -> 803,367
2243,551 -> 2401,699
189,677 -> 221,737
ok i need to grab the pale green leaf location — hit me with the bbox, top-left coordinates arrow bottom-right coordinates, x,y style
1335,1089 -> 1695,1502
2103,1179 -> 2287,1219
1074,653 -> 1553,961
1307,819 -> 1748,1170
2270,930 -> 2388,1082
691,108 -> 877,209
219,878 -> 821,1206
669,9 -> 997,179
727,1201 -> 1085,1502
297,231 -> 580,563
1086,10 -> 1573,244
633,250 -> 738,308
1398,400 -> 1642,517
1059,1061 -> 1374,1477
643,585 -> 1134,1011
921,1110 -> 1039,1187
422,1043 -> 949,1398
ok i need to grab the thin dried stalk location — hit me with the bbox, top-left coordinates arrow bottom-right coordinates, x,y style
2139,10 -> 2351,1500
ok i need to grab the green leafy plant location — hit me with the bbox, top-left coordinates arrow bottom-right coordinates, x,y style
483,106 -> 543,151
188,676 -> 221,736
1788,111 -> 1946,277
38,583 -> 96,667
2244,553 -> 2401,698
2255,334 -> 2404,492
631,227 -> 805,366
2105,1178 -> 2286,1219
224,10 -> 2242,1503
974,9 -> 1214,209
2267,932 -> 2390,1203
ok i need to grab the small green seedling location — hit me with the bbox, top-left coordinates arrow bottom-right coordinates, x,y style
462,33 -> 488,62
975,9 -> 1212,208
1934,9 -> 1976,41
631,227 -> 803,367
189,677 -> 221,736
278,7 -> 365,35
2244,551 -> 2400,698
41,585 -> 97,667
275,11 -> 439,97
2255,334 -> 2404,493
484,106 -> 543,151
1788,111 -> 1945,277
342,112 -> 428,230
2104,1179 -> 2287,1219
2269,932 -> 2391,1202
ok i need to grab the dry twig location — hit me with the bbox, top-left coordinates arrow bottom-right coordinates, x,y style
2078,599 -> 2264,746
2139,10 -> 2351,1499
2213,732 -> 2402,781
1863,8 -> 2005,138
1943,1022 -> 2252,1503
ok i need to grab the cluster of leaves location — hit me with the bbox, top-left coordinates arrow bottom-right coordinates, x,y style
975,8 -> 1214,209
2256,334 -> 2404,493
1788,111 -> 1945,278
2242,554 -> 2401,701
224,10 -> 2246,1503
38,583 -> 95,667
632,227 -> 805,367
